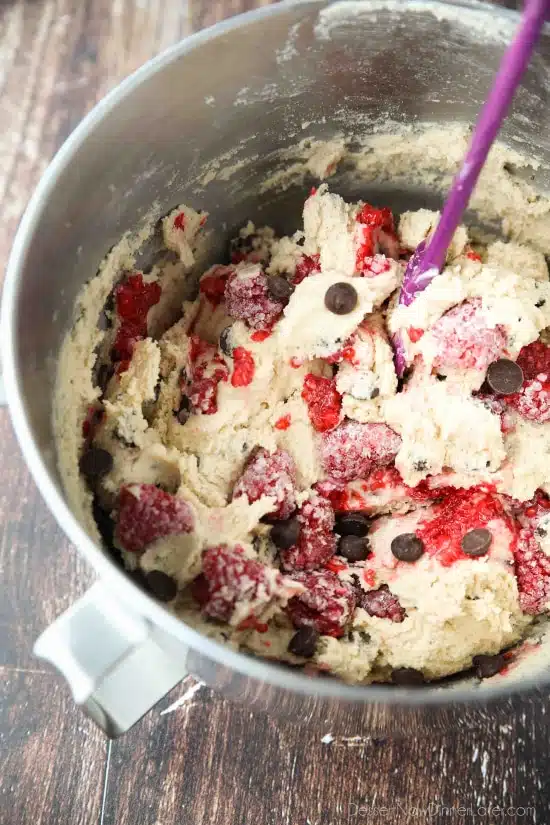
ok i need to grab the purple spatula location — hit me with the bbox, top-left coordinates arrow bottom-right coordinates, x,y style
394,0 -> 550,376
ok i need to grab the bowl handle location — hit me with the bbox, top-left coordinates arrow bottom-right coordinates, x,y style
34,581 -> 190,737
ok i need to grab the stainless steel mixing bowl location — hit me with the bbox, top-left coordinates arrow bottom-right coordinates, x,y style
3,0 -> 550,737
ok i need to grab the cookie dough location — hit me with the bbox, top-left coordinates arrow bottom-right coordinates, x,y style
55,134 -> 550,685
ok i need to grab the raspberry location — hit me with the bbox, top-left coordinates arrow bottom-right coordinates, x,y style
321,420 -> 401,484
293,254 -> 321,285
224,266 -> 284,329
187,335 -> 229,415
358,584 -> 406,623
231,347 -> 255,387
112,273 -> 161,364
199,265 -> 234,306
506,375 -> 550,423
286,570 -> 356,637
117,484 -> 194,552
280,494 -> 336,571
431,299 -> 507,372
466,248 -> 482,262
232,448 -> 296,520
516,341 -> 550,380
416,487 -> 516,567
514,527 -> 550,614
196,545 -> 296,622
302,374 -> 342,432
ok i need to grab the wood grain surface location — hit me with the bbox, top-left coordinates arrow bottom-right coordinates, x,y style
1,1 -> 548,824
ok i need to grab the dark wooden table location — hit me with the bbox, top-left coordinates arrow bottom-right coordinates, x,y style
1,1 -> 549,823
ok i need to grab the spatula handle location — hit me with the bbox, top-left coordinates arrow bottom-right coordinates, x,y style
424,0 -> 550,272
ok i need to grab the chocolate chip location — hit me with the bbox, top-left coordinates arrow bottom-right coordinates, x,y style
288,627 -> 319,658
79,447 -> 113,480
370,387 -> 380,399
145,570 -> 178,602
536,299 -> 546,308
267,275 -> 293,302
270,517 -> 300,550
472,653 -> 506,679
485,359 -> 524,394
461,528 -> 492,557
391,533 -> 425,562
391,667 -> 425,686
219,325 -> 234,356
335,512 -> 370,538
176,395 -> 192,425
324,282 -> 358,315
338,535 -> 370,562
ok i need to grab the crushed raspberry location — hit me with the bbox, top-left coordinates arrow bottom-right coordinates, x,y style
363,569 -> 376,588
506,376 -> 550,423
224,267 -> 284,329
514,489 -> 550,523
355,204 -> 397,271
514,527 -> 550,614
408,327 -> 424,343
281,494 -> 336,571
274,414 -> 292,431
186,335 -> 229,414
290,356 -> 303,369
293,254 -> 321,285
286,570 -> 356,637
516,341 -> 550,381
359,254 -> 393,276
431,299 -> 507,372
231,347 -> 255,387
358,584 -> 406,623
321,420 -> 401,484
173,212 -> 186,231
232,448 -> 296,520
197,545 -> 294,623
237,615 -> 269,633
357,204 -> 395,233
251,329 -> 272,342
302,373 -> 342,432
112,273 -> 161,364
466,249 -> 482,262
325,557 -> 347,573
199,265 -> 233,306
324,338 -> 357,365
416,487 -> 516,567
117,484 -> 194,553
318,467 -> 438,513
